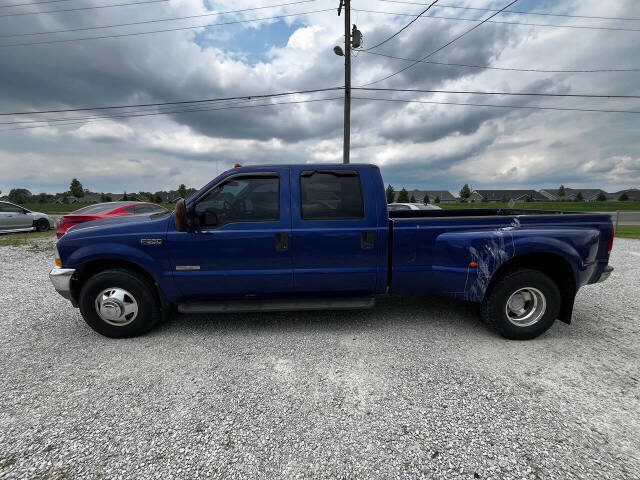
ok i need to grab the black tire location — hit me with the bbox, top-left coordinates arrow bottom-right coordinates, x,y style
78,268 -> 161,338
36,218 -> 50,232
481,269 -> 561,340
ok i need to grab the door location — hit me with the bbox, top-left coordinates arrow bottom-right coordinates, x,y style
291,167 -> 380,295
167,169 -> 292,300
0,203 -> 10,229
0,202 -> 32,229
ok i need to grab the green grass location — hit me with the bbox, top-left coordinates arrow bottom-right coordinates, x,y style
0,231 -> 56,250
21,203 -> 90,214
21,202 -> 175,214
438,201 -> 640,212
616,225 -> 640,239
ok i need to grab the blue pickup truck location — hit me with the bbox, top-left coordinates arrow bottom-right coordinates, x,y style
50,164 -> 614,340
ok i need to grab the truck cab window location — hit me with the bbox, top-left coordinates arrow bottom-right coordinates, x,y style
194,175 -> 279,228
300,171 -> 364,220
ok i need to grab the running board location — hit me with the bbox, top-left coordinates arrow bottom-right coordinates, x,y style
177,296 -> 375,314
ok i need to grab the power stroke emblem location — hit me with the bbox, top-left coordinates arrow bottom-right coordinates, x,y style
141,238 -> 163,246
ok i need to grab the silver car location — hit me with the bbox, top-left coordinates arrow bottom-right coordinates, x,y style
0,201 -> 54,233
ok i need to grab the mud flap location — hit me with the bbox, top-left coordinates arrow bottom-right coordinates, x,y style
558,291 -> 575,324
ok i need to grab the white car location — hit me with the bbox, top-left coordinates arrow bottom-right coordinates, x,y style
0,201 -> 54,233
388,202 -> 441,211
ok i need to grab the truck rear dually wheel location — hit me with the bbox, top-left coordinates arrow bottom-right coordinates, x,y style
481,269 -> 561,340
78,268 -> 160,338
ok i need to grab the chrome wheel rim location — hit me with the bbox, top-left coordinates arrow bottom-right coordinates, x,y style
95,288 -> 138,326
505,287 -> 546,327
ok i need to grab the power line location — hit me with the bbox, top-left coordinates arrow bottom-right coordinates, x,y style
6,84 -> 638,119
0,0 -> 168,19
4,91 -> 638,133
0,7 -> 333,47
0,87 -> 343,115
375,0 -> 640,22
353,86 -> 640,99
352,95 -> 640,114
0,96 -> 343,132
355,8 -> 640,33
0,92 -> 329,125
0,0 -> 78,8
0,97 -> 270,125
0,0 -> 317,38
360,50 -> 640,74
360,0 -> 521,86
2,96 -> 341,128
364,0 -> 438,51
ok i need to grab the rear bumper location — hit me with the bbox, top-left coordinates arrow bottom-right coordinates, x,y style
597,265 -> 614,283
49,267 -> 76,300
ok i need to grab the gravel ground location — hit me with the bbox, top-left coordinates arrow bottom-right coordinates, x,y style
0,237 -> 638,480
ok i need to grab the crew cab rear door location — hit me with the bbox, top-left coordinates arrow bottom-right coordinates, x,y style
290,166 -> 380,294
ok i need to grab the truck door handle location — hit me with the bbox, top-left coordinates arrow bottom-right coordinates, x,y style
275,232 -> 289,251
361,231 -> 375,249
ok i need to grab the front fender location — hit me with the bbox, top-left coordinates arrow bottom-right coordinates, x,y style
61,241 -> 177,302
66,242 -> 161,273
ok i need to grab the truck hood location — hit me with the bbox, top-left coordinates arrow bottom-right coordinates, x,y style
65,212 -> 171,237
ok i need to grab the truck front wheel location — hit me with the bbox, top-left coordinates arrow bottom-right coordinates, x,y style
78,268 -> 161,338
481,269 -> 561,340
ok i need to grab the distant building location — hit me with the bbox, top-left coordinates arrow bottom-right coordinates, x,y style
469,190 -> 548,202
100,193 -> 124,202
82,193 -> 102,203
163,191 -> 181,203
55,195 -> 80,204
612,188 -> 640,201
540,188 -> 610,202
395,190 -> 456,203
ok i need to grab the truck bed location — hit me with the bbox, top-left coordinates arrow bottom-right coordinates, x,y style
388,208 -> 587,219
388,208 -> 613,302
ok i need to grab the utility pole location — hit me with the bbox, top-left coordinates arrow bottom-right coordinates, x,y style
341,0 -> 351,164
336,1 -> 361,164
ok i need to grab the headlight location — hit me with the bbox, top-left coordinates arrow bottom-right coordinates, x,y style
54,245 -> 62,267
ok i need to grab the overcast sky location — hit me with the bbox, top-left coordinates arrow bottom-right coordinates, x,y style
0,0 -> 639,195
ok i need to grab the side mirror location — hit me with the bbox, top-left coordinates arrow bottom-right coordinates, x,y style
175,198 -> 187,231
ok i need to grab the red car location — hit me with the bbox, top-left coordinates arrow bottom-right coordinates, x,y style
56,201 -> 168,238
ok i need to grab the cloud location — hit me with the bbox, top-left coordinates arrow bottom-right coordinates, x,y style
0,0 -> 639,195
72,121 -> 133,141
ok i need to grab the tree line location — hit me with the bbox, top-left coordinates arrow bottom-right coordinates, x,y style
2,178 -> 197,205
384,182 -> 628,204
385,185 -> 441,205
3,179 -> 632,206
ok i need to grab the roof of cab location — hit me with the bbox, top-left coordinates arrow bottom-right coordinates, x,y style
230,163 -> 378,170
